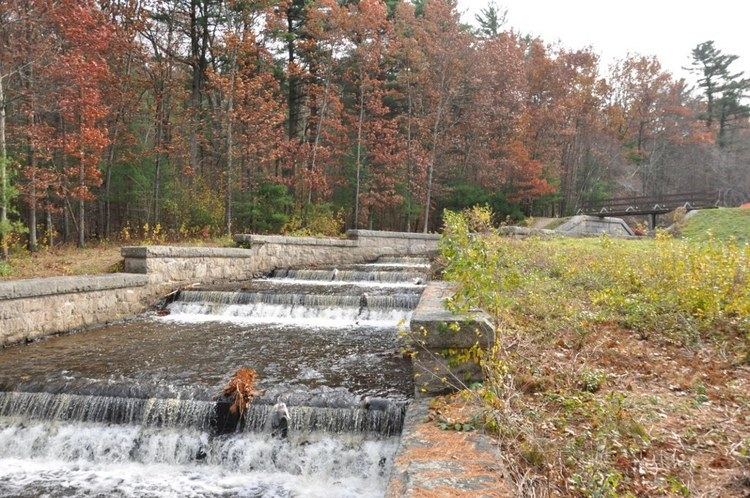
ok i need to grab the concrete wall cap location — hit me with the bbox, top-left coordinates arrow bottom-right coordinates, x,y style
346,229 -> 440,240
121,245 -> 256,258
0,273 -> 149,301
234,234 -> 357,247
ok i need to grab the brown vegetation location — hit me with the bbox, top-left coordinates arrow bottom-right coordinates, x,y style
222,367 -> 261,416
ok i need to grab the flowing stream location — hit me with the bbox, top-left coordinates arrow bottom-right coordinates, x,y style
0,255 -> 429,497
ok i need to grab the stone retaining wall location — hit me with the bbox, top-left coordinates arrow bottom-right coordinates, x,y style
1,230 -> 439,347
124,230 -> 440,286
0,274 -> 153,347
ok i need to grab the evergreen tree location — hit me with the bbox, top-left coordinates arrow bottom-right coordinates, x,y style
475,2 -> 506,38
689,40 -> 750,146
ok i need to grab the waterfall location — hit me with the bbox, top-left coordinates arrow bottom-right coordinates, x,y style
161,290 -> 421,327
177,290 -> 420,310
0,391 -> 406,436
271,269 -> 425,283
0,254 -> 430,496
0,420 -> 398,497
0,391 -> 215,431
376,256 -> 430,264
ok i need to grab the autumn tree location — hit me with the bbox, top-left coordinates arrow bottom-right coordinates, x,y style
409,0 -> 474,232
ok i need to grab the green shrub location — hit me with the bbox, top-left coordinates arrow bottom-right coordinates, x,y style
284,203 -> 344,237
234,182 -> 293,234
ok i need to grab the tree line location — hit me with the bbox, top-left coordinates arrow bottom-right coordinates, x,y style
0,0 -> 748,258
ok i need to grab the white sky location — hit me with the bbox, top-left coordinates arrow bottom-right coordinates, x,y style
457,0 -> 750,87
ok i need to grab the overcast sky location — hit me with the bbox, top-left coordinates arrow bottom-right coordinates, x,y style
457,0 -> 750,86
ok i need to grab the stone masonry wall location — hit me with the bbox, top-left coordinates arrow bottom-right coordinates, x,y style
1,231 -> 439,347
121,230 -> 439,286
0,274 -> 153,347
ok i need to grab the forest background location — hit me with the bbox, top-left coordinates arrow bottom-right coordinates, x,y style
0,0 -> 748,259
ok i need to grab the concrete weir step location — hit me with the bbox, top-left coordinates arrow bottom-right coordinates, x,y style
387,280 -> 511,495
408,281 -> 493,396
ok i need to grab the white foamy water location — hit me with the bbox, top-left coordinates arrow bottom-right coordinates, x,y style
262,278 -> 426,289
358,262 -> 430,269
160,301 -> 412,328
0,420 -> 397,497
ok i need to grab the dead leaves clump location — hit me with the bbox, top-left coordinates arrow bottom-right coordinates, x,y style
223,368 -> 260,415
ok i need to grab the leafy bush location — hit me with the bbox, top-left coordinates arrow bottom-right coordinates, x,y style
284,203 -> 344,237
0,260 -> 11,277
162,177 -> 224,233
0,158 -> 27,258
439,182 -> 524,225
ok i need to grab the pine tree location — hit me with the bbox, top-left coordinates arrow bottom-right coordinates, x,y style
475,2 -> 506,38
689,40 -> 749,146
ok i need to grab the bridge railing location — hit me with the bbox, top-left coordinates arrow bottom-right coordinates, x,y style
578,191 -> 719,217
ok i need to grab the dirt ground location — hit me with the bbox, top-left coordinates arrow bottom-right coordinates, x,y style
431,325 -> 750,496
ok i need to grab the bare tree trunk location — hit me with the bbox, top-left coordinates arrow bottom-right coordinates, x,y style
423,69 -> 447,234
45,202 -> 53,248
152,85 -> 165,225
307,71 -> 331,205
63,202 -> 70,243
104,139 -> 116,237
353,73 -> 365,229
0,74 -> 8,261
423,123 -> 440,234
27,67 -> 38,252
286,9 -> 301,141
405,84 -> 413,232
78,160 -> 85,248
28,172 -> 36,250
225,43 -> 237,236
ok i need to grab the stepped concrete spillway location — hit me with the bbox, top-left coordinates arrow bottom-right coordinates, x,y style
0,250 -> 434,497
0,230 -> 438,346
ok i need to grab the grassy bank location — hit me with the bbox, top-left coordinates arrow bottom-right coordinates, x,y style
434,208 -> 750,496
679,208 -> 750,245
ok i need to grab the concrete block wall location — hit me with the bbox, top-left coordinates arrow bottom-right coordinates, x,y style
0,274 -> 153,347
121,231 -> 440,287
408,281 -> 493,396
556,215 -> 635,237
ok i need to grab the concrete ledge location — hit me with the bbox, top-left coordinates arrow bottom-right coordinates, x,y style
234,234 -> 357,247
0,273 -> 150,301
347,229 -> 440,240
498,225 -> 558,237
121,245 -> 256,258
410,281 -> 493,349
556,214 -> 635,237
386,399 -> 509,496
409,281 -> 493,396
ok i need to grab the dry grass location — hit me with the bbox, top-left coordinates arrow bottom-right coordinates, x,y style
0,244 -> 123,280
435,208 -> 750,496
0,236 -> 235,281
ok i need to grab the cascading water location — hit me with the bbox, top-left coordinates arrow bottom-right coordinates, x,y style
0,255 -> 428,497
162,289 -> 420,328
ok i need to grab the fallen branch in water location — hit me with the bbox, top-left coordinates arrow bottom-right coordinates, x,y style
222,368 -> 261,415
